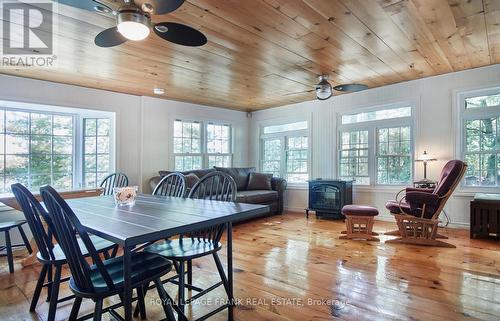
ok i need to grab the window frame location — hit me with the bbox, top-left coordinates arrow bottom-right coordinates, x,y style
457,86 -> 500,191
172,119 -> 234,171
337,102 -> 415,187
259,118 -> 311,187
0,100 -> 116,191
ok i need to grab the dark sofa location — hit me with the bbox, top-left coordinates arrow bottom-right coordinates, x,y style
149,167 -> 287,215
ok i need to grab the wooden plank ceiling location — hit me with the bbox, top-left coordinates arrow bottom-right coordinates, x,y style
0,0 -> 499,111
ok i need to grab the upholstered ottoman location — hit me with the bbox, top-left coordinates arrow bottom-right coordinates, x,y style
340,205 -> 379,241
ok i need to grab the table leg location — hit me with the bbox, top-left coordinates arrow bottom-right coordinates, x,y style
123,245 -> 133,321
227,222 -> 234,321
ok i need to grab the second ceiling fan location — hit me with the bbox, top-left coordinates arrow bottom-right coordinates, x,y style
60,0 -> 207,48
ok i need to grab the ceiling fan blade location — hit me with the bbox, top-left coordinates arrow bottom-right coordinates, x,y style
333,83 -> 368,92
134,0 -> 185,15
154,22 -> 207,47
95,27 -> 128,48
58,0 -> 111,12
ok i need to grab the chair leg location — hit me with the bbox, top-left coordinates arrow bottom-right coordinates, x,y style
102,250 -> 110,260
154,278 -> 177,321
4,230 -> 14,273
187,260 -> 193,286
46,265 -> 53,302
47,265 -> 62,321
110,245 -> 118,258
69,297 -> 82,321
18,225 -> 33,254
137,286 -> 147,320
213,253 -> 230,295
178,260 -> 185,313
30,264 -> 48,312
134,282 -> 150,318
93,299 -> 103,321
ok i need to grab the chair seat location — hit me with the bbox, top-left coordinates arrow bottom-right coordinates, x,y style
70,252 -> 172,294
0,219 -> 26,231
145,238 -> 222,260
37,235 -> 116,264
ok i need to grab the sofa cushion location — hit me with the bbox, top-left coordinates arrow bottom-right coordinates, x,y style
184,173 -> 200,189
247,172 -> 272,190
214,167 -> 255,191
236,190 -> 278,204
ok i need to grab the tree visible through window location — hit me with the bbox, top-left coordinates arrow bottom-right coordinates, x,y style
0,110 -> 74,192
463,92 -> 500,187
83,118 -> 111,188
377,126 -> 411,184
339,130 -> 369,185
338,105 -> 413,185
207,123 -> 232,168
173,120 -> 202,171
260,121 -> 309,182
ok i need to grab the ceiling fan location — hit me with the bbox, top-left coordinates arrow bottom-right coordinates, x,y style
315,75 -> 368,100
59,0 -> 207,48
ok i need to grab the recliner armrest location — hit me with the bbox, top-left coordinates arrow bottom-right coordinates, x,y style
406,187 -> 435,194
405,191 -> 440,206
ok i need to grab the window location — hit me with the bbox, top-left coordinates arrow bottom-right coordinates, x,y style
83,118 -> 111,188
339,130 -> 369,185
0,103 -> 114,192
260,121 -> 309,183
173,120 -> 233,171
286,136 -> 308,182
377,126 -> 412,184
338,104 -> 413,186
261,138 -> 281,177
460,89 -> 500,187
207,123 -> 232,168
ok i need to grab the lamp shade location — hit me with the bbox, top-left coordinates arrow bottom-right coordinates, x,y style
416,150 -> 437,162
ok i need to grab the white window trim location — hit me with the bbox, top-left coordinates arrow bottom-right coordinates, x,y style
171,119 -> 234,170
455,85 -> 500,193
259,116 -> 312,188
0,99 -> 116,190
337,102 -> 415,187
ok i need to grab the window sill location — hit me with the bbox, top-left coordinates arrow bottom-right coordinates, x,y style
286,183 -> 308,190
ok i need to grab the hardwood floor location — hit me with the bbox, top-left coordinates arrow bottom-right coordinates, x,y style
1,211 -> 499,321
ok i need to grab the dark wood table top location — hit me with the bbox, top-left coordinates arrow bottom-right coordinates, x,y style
66,194 -> 269,246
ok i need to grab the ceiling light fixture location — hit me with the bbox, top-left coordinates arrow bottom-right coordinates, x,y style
117,10 -> 150,41
315,74 -> 333,100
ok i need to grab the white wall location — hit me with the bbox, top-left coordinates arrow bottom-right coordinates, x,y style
249,64 -> 500,227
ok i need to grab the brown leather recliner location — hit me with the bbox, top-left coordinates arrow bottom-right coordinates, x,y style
385,160 -> 467,247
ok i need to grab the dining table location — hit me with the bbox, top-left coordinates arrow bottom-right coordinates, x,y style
66,193 -> 269,321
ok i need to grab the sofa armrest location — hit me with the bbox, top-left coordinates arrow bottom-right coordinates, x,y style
271,177 -> 287,214
271,177 -> 287,192
149,176 -> 161,194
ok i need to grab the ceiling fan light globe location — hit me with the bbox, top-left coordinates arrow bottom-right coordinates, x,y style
316,88 -> 332,100
315,75 -> 333,100
118,21 -> 150,41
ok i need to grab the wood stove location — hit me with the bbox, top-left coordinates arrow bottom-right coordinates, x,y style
306,179 -> 352,219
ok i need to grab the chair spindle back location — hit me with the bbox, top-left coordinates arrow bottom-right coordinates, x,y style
11,183 -> 55,261
40,185 -> 115,293
153,172 -> 186,198
99,172 -> 129,196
